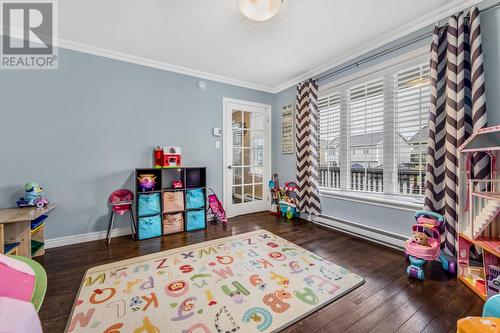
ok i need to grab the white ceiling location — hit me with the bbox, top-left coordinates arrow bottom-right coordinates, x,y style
58,0 -> 472,92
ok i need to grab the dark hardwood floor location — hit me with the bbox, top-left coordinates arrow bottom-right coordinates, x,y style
36,212 -> 484,333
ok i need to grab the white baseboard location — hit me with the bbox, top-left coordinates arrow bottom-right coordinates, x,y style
45,227 -> 132,249
307,214 -> 407,251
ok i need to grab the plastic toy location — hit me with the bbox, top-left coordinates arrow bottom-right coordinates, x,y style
206,188 -> 227,227
153,146 -> 182,168
279,181 -> 300,219
457,125 -> 500,299
456,294 -> 500,332
107,189 -> 135,244
487,265 -> 500,298
172,180 -> 183,189
404,211 -> 456,280
0,254 -> 47,311
269,174 -> 283,215
16,182 -> 49,208
137,174 -> 157,192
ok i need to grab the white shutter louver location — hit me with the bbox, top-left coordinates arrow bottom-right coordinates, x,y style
317,58 -> 430,197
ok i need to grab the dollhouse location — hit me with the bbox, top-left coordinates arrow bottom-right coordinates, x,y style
458,125 -> 500,300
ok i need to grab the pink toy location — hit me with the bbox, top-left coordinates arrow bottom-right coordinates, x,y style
107,189 -> 136,244
404,211 -> 456,280
0,297 -> 43,333
0,254 -> 35,302
207,188 -> 227,227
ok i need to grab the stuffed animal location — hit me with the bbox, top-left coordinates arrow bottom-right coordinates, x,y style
412,231 -> 430,247
16,182 -> 49,208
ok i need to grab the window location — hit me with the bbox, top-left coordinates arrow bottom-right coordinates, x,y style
318,53 -> 429,196
318,92 -> 341,188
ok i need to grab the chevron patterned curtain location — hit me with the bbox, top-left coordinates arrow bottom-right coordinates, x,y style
296,79 -> 321,215
424,7 -> 488,255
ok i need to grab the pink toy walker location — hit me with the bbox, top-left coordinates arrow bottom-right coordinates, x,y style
206,188 -> 227,227
405,211 -> 456,280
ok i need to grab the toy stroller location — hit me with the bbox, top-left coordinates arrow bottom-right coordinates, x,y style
405,211 -> 456,280
207,188 -> 227,227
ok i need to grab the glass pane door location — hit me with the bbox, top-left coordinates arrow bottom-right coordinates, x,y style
232,110 -> 265,204
224,99 -> 270,217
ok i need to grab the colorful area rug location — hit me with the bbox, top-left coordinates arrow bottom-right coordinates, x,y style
66,230 -> 364,333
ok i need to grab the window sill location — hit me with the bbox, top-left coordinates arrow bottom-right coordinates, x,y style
319,188 -> 424,212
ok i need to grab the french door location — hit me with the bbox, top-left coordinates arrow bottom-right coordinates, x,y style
223,98 -> 271,217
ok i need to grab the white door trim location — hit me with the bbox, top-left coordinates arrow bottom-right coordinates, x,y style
222,97 -> 272,217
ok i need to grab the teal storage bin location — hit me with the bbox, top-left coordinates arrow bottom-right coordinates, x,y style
186,210 -> 206,231
138,214 -> 162,239
186,188 -> 205,209
138,193 -> 161,217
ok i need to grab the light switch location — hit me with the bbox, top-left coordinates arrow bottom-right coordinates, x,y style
213,128 -> 222,137
215,141 -> 221,149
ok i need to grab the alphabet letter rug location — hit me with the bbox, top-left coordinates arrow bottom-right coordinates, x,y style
66,230 -> 364,332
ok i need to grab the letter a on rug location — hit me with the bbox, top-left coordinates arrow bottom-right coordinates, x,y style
65,230 -> 364,333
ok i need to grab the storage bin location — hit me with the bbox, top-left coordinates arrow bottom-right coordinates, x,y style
163,191 -> 184,213
138,214 -> 162,239
163,212 -> 184,235
186,209 -> 206,231
186,188 -> 205,209
138,193 -> 161,217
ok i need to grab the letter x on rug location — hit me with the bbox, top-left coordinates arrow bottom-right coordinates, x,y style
66,230 -> 364,332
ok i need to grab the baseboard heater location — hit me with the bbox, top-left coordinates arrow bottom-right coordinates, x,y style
307,214 -> 407,251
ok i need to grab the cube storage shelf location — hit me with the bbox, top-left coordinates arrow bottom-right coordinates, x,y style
135,167 -> 207,240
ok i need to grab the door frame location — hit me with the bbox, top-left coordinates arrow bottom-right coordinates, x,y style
222,97 -> 272,218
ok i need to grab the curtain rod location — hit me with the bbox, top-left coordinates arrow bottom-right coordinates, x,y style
315,1 -> 500,83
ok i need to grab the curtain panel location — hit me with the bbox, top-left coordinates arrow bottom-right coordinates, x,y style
424,7 -> 488,255
296,79 -> 321,215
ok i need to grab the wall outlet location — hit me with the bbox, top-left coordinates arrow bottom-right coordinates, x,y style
215,141 -> 221,149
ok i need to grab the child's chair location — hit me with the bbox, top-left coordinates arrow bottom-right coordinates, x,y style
107,189 -> 135,244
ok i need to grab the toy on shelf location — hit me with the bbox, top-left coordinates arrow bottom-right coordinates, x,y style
172,180 -> 183,189
16,183 -> 49,208
206,188 -> 227,227
153,146 -> 182,168
137,174 -> 157,192
457,125 -> 500,300
404,211 -> 456,280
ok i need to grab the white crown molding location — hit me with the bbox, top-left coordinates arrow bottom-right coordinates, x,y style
45,227 -> 131,249
272,0 -> 486,93
56,38 -> 276,93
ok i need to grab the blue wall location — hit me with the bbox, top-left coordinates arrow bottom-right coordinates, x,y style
0,47 -> 272,239
272,7 -> 500,237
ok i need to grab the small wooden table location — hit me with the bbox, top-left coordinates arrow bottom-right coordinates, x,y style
0,204 -> 55,258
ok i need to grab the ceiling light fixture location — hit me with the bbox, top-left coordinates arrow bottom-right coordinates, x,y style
239,0 -> 282,21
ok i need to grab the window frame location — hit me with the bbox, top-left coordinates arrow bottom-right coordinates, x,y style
317,46 -> 429,203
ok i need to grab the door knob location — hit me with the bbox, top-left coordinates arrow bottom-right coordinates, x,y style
227,165 -> 232,169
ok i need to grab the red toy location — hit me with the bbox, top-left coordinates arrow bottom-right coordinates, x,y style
154,146 -> 182,168
172,180 -> 183,189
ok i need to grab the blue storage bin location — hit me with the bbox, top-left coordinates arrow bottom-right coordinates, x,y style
138,193 -> 161,216
186,188 -> 205,209
138,214 -> 162,239
186,210 -> 206,231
